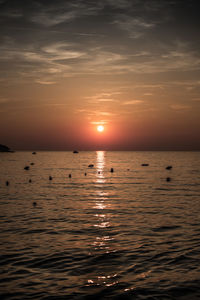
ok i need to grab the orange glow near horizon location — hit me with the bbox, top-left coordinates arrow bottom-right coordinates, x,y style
97,125 -> 104,132
1,1 -> 200,151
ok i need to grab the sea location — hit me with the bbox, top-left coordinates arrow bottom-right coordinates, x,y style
0,151 -> 200,300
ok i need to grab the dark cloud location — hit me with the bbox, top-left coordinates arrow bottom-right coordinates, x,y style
0,0 -> 200,86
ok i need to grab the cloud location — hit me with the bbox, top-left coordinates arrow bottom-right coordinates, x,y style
35,79 -> 56,85
90,121 -> 108,125
99,111 -> 116,116
113,47 -> 200,74
31,11 -> 76,27
1,40 -> 199,85
105,0 -> 132,9
87,110 -> 117,117
42,43 -> 85,60
170,104 -> 190,111
30,1 -> 104,27
76,106 -> 117,121
122,100 -> 144,105
0,0 -> 200,87
87,98 -> 117,104
85,92 -> 121,104
114,16 -> 155,38
143,93 -> 153,96
159,49 -> 200,72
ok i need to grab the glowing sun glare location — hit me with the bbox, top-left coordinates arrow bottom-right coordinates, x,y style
97,125 -> 104,132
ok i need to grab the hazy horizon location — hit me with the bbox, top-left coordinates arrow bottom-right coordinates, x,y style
2,147 -> 200,152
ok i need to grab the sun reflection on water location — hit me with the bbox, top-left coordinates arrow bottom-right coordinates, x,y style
86,151 -> 120,288
96,151 -> 106,184
94,151 -> 110,227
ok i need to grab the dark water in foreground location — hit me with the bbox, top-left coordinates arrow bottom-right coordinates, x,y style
0,151 -> 200,299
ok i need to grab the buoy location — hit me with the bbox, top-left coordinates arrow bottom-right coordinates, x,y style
49,176 -> 52,180
84,173 -> 87,176
98,171 -> 100,174
166,166 -> 172,170
88,164 -> 94,168
30,163 -> 34,165
32,152 -> 36,155
6,181 -> 9,186
110,168 -> 114,173
29,179 -> 32,183
33,202 -> 37,207
141,164 -> 149,166
166,177 -> 171,182
73,150 -> 79,153
24,166 -> 30,170
69,174 -> 71,178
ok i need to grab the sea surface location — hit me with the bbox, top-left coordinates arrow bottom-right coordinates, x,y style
0,151 -> 200,300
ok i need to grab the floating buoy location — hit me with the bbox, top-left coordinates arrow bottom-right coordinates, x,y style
84,173 -> 87,176
33,202 -> 37,207
110,168 -> 114,173
88,164 -> 94,168
166,166 -> 172,170
98,171 -> 100,174
24,166 -> 30,170
73,150 -> 79,153
30,163 -> 34,166
32,152 -> 36,155
141,164 -> 149,166
69,174 -> 71,178
6,181 -> 9,186
29,179 -> 32,183
166,177 -> 171,182
49,176 -> 52,180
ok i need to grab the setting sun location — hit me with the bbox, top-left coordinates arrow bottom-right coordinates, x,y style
97,125 -> 104,132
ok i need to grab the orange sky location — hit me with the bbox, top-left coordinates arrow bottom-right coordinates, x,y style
0,0 -> 200,150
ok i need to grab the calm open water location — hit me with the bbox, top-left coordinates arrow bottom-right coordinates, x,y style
0,151 -> 200,300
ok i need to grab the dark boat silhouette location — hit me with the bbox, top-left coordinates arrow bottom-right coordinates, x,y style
0,144 -> 14,152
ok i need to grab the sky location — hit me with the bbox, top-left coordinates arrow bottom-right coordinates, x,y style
0,0 -> 200,150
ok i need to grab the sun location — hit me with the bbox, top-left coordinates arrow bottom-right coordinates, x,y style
97,125 -> 104,132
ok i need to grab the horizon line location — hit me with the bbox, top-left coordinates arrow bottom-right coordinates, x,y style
4,149 -> 200,152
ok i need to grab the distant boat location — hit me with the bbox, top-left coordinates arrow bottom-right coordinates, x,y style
88,164 -> 94,168
141,163 -> 149,166
0,144 -> 14,152
32,152 -> 37,155
73,150 -> 79,153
